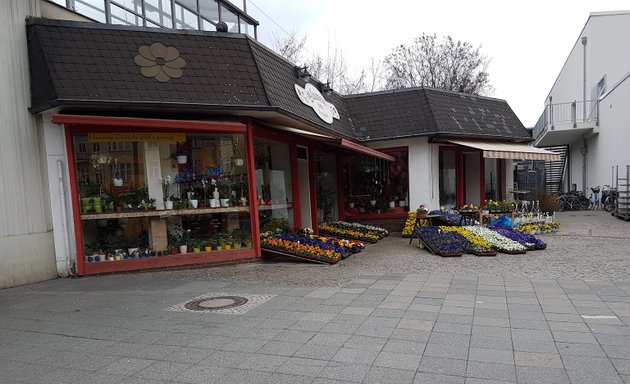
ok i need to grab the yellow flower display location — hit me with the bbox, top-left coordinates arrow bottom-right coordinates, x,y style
440,226 -> 493,249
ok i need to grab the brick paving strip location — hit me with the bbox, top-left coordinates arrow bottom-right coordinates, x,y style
0,211 -> 628,384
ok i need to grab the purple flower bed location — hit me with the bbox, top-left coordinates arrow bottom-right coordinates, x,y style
417,227 -> 465,255
429,210 -> 462,226
487,225 -> 546,250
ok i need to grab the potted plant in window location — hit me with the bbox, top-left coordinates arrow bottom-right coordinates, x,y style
417,203 -> 429,218
112,159 -> 124,187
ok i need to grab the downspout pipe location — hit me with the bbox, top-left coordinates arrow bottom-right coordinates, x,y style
581,36 -> 587,121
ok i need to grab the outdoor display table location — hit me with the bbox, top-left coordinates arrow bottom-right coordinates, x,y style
478,211 -> 516,228
409,214 -> 445,245
456,210 -> 479,226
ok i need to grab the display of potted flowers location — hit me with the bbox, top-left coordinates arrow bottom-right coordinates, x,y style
464,226 -> 527,254
416,203 -> 429,218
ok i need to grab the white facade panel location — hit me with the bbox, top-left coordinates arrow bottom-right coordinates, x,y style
0,0 -> 57,287
366,137 -> 438,211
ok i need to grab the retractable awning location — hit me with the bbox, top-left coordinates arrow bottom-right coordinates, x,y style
332,139 -> 396,162
445,139 -> 561,161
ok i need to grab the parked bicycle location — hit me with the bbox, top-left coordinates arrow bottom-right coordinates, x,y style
556,190 -> 591,211
589,186 -> 601,210
602,185 -> 617,212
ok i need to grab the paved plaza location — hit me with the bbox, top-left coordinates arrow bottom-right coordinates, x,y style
1,211 -> 630,384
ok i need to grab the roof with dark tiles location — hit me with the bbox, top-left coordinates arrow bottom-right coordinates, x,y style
27,18 -> 531,143
346,88 -> 531,142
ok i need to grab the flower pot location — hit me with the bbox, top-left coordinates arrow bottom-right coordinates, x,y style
216,246 -> 223,251
348,202 -> 355,208
234,158 -> 244,166
399,200 -> 407,207
112,178 -> 124,187
233,243 -> 242,250
204,246 -> 212,252
179,245 -> 188,254
388,201 -> 395,208
246,241 -> 252,248
369,200 -> 377,207
170,249 -> 178,255
164,200 -> 173,210
176,154 -> 188,164
224,244 -> 232,251
220,199 -> 230,207
193,247 -> 201,253
127,248 -> 138,257
190,199 -> 198,208
210,199 -> 220,208
240,197 -> 247,206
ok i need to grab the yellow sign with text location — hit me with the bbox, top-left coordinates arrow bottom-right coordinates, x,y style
87,133 -> 186,143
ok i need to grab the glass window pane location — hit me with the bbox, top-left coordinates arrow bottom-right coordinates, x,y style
439,150 -> 457,209
176,0 -> 198,12
111,0 -> 143,13
145,0 -> 173,28
485,158 -> 498,201
175,3 -> 198,29
110,3 -> 143,25
254,138 -> 294,231
220,5 -> 238,32
74,132 -> 253,265
73,0 -> 106,23
199,0 -> 219,23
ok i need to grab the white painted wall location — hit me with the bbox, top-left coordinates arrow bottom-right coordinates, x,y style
0,0 -> 58,288
366,137 -> 439,211
542,11 -> 630,192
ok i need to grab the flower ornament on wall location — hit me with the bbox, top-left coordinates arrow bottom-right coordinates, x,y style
134,42 -> 186,83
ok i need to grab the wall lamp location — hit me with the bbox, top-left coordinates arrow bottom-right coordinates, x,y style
320,81 -> 333,95
295,66 -> 311,82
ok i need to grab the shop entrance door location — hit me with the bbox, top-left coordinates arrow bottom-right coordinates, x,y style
297,146 -> 312,228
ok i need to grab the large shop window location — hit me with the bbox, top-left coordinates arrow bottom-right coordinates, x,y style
253,137 -> 294,231
439,149 -> 457,209
74,132 -> 252,263
342,149 -> 409,216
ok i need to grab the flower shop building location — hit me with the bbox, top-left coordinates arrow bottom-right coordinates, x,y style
26,18 -> 557,276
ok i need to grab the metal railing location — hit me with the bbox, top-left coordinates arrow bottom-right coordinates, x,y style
533,100 -> 599,140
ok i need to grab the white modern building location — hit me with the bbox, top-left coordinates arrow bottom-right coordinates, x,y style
533,10 -> 630,193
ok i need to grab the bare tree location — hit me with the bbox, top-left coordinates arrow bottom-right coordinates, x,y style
272,29 -> 308,64
383,34 -> 492,95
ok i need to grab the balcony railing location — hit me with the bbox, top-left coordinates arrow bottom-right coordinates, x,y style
533,100 -> 599,140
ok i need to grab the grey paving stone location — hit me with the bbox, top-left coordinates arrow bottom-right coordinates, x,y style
343,335 -> 387,351
433,322 -> 471,335
294,343 -> 340,360
200,351 -> 252,368
217,368 -> 271,384
469,336 -> 513,351
472,316 -> 510,328
417,356 -> 467,376
98,357 -> 155,376
258,340 -> 303,356
612,358 -> 630,375
308,332 -> 351,347
603,345 -> 630,359
551,330 -> 598,344
382,338 -> 425,355
555,342 -> 606,357
317,361 -> 370,382
373,351 -> 422,370
134,361 -> 191,381
562,355 -> 624,384
414,372 -> 465,384
397,319 -> 434,331
357,367 -> 415,384
331,347 -> 379,365
464,379 -> 516,384
468,348 -> 514,365
516,366 -> 571,384
263,373 -> 315,384
402,310 -> 439,321
237,353 -> 289,372
513,351 -> 563,368
276,357 -> 327,377
466,361 -> 516,382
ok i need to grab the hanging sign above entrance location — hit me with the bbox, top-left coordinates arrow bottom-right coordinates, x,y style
294,83 -> 340,124
88,132 -> 186,143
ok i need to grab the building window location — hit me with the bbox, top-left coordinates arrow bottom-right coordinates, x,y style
72,131 -> 252,265
342,148 -> 409,216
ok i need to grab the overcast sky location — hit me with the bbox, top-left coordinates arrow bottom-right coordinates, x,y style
244,0 -> 629,127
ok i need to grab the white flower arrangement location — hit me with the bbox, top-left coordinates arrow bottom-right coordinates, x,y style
90,152 -> 111,169
464,226 -> 527,253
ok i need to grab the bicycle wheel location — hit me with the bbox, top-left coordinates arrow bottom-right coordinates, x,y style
604,198 -> 614,212
558,197 -> 566,212
578,198 -> 590,211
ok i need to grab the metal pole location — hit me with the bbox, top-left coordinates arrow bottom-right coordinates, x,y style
582,36 -> 588,121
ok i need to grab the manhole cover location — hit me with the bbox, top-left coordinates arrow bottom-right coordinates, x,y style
184,295 -> 248,311
166,292 -> 276,315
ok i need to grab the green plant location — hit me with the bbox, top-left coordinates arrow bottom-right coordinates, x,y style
261,217 -> 290,233
538,192 -> 560,214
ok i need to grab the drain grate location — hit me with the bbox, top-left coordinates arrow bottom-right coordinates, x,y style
184,295 -> 249,311
166,292 -> 275,315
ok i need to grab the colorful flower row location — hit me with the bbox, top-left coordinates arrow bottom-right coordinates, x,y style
487,225 -> 546,250
464,226 -> 527,253
326,221 -> 388,239
260,234 -> 344,263
319,225 -> 380,243
416,227 -> 465,256
516,221 -> 560,235
439,226 -> 496,255
402,211 -> 417,237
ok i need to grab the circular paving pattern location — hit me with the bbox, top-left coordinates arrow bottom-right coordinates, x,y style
183,295 -> 248,311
